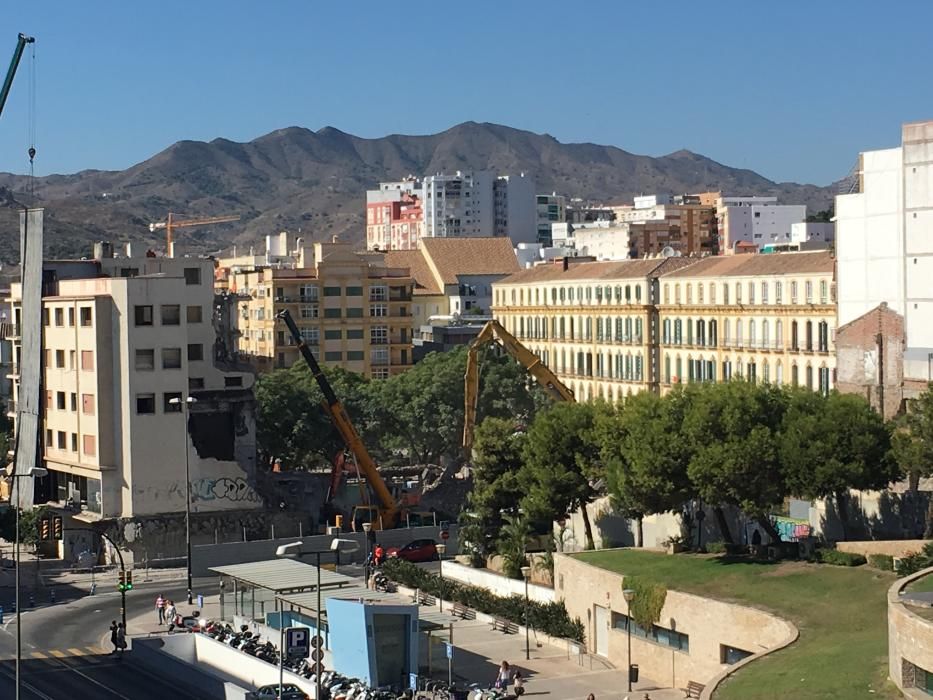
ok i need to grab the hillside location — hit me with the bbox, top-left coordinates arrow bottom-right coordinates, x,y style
0,121 -> 836,264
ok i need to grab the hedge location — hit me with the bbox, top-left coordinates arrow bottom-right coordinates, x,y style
382,559 -> 585,643
815,549 -> 866,567
867,554 -> 894,571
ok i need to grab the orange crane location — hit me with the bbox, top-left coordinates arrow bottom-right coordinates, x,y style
149,212 -> 241,253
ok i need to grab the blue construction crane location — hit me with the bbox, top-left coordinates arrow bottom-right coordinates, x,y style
0,33 -> 34,120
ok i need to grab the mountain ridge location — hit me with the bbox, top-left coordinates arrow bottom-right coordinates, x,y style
0,121 -> 836,264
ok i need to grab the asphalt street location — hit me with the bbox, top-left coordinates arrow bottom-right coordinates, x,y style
0,576 -> 218,699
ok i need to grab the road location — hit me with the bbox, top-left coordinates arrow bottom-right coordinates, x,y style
0,575 -> 217,699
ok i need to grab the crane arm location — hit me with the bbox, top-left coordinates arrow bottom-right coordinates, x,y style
463,319 -> 574,450
0,34 -> 35,120
277,310 -> 399,525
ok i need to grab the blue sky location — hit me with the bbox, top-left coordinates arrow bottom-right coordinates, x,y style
1,0 -> 931,185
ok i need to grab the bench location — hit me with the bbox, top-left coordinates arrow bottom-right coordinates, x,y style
491,616 -> 518,634
415,590 -> 436,606
685,680 -> 705,698
451,601 -> 474,620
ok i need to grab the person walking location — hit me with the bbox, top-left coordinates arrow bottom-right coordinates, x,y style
512,669 -> 525,696
585,694 -> 595,700
495,660 -> 511,690
374,544 -> 385,566
116,622 -> 126,656
109,620 -> 119,654
155,594 -> 165,625
165,599 -> 177,633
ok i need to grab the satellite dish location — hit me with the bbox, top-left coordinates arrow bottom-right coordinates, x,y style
660,246 -> 680,258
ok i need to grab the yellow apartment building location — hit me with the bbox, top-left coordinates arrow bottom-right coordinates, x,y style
658,251 -> 836,393
218,240 -> 414,378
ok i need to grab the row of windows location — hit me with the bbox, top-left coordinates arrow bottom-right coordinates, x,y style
663,355 -> 832,395
135,305 -> 203,326
663,279 -> 830,306
662,319 -> 831,352
45,349 -> 94,371
497,283 -> 645,308
511,315 -> 644,344
134,345 -> 204,370
529,347 -> 646,382
43,306 -> 93,328
45,390 -> 94,415
612,613 -> 689,652
45,428 -> 95,457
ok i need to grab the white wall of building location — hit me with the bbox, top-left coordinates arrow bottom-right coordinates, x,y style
573,225 -> 632,260
423,171 -> 495,239
790,222 -> 835,244
496,174 -> 537,245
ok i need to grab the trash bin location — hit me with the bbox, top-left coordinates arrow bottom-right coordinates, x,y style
629,663 -> 639,683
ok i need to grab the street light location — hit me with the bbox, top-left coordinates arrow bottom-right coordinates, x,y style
276,538 -> 360,700
520,565 -> 532,661
436,543 -> 447,612
362,522 -> 373,587
169,395 -> 197,604
8,465 -> 46,700
623,588 -> 635,693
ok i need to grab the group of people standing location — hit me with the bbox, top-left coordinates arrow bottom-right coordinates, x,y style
155,594 -> 180,630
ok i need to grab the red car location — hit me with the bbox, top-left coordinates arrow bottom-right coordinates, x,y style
387,539 -> 439,563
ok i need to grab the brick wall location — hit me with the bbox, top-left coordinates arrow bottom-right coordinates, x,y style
837,540 -> 927,558
835,302 -> 906,420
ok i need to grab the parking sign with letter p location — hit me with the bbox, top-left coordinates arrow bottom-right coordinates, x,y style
285,627 -> 310,659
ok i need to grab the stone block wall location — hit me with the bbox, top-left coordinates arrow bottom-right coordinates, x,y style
888,566 -> 933,692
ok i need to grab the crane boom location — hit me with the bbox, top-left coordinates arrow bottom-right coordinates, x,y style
276,309 -> 399,528
150,213 -> 241,252
463,319 -> 575,450
0,33 -> 35,119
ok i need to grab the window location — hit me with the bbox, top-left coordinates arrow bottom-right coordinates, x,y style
184,267 -> 201,285
57,431 -> 66,449
748,282 -> 755,304
162,347 -> 182,369
346,329 -> 364,340
346,286 -> 363,297
55,350 -> 65,368
721,645 -> 753,665
761,282 -> 768,304
71,433 -> 78,452
323,286 -> 342,297
56,391 -> 66,410
709,283 -> 716,304
791,321 -> 799,351
54,308 -> 64,326
68,308 -> 75,326
370,303 -> 388,317
806,321 -> 813,351
189,377 -> 205,390
370,286 -> 388,302
80,307 -> 93,326
186,305 -> 203,323
300,305 -> 319,319
805,281 -> 813,303
69,350 -> 76,369
299,284 -> 319,301
612,613 -> 689,652
324,308 -> 341,319
723,285 -> 730,305
82,394 -> 95,415
819,280 -> 828,303
371,327 -> 388,344
790,281 -> 798,303
45,428 -> 53,447
187,344 -> 204,362
83,434 -> 96,456
136,393 -> 156,414
224,376 -> 243,388
81,350 -> 94,371
346,308 -> 363,318
300,328 -> 319,345
135,349 -> 155,370
324,329 -> 342,340
347,350 -> 364,361
161,305 -> 181,325
43,308 -> 49,326
135,305 -> 153,326
164,392 -> 182,413
775,281 -> 783,303
71,393 -> 77,411
324,351 -> 342,362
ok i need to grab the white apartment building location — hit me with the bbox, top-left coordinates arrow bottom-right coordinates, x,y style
494,174 -> 536,245
791,222 -> 835,245
717,196 -> 806,253
836,120 -> 933,380
536,193 -> 567,246
571,222 -> 633,261
8,254 -> 258,520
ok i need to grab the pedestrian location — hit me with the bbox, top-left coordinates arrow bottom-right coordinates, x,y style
374,544 -> 385,566
116,622 -> 126,655
155,593 -> 165,625
512,669 -> 525,696
165,599 -> 177,633
109,620 -> 119,654
586,694 -> 595,700
495,660 -> 511,690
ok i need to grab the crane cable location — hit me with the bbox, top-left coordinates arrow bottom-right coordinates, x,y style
26,38 -> 36,196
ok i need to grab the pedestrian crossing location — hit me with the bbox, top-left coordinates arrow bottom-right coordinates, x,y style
26,646 -> 109,661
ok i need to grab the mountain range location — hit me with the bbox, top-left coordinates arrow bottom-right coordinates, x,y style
0,121 -> 837,265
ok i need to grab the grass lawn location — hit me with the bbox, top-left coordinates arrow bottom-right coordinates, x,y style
576,550 -> 900,699
908,571 -> 933,593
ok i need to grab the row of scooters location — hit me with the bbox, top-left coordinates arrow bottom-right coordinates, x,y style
202,622 -> 404,699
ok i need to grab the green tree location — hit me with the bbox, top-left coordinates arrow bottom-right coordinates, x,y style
781,390 -> 896,540
0,506 -> 48,550
521,401 -> 607,550
497,512 -> 531,579
682,382 -> 788,543
891,383 -> 933,535
461,417 -> 527,561
600,391 -> 691,547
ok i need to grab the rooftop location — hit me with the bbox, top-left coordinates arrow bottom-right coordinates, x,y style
497,256 -> 692,285
420,237 -> 520,284
384,249 -> 442,295
209,558 -> 356,594
660,250 -> 834,278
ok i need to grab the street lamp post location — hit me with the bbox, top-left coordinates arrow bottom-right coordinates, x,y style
362,522 -> 372,587
520,565 -> 531,660
623,588 -> 635,693
436,543 -> 447,612
169,395 -> 197,604
277,538 -> 359,700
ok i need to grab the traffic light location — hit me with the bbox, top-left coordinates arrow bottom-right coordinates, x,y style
125,571 -> 133,591
39,518 -> 50,542
118,570 -> 126,591
52,515 -> 63,541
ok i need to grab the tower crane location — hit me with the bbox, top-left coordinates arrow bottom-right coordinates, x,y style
0,33 -> 34,120
149,212 -> 241,254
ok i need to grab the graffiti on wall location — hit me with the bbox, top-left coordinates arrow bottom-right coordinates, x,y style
773,516 -> 812,542
192,477 -> 262,504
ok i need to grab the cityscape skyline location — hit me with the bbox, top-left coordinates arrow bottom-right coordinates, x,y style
2,1 -> 932,184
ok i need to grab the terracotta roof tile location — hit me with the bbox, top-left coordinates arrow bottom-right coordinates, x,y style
419,237 -> 520,285
498,256 -> 693,284
660,250 -> 835,278
383,250 -> 442,295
